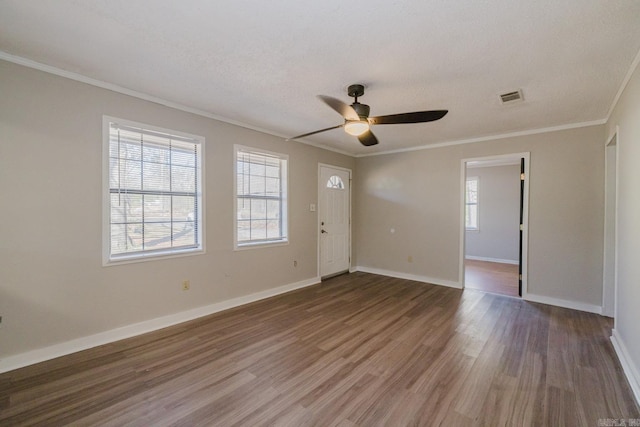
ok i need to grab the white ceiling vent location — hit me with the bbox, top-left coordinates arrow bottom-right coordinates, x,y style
499,89 -> 524,104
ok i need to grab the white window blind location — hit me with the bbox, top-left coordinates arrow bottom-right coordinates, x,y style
106,120 -> 203,262
235,146 -> 288,247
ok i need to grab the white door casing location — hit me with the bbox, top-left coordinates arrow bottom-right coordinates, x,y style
319,165 -> 351,278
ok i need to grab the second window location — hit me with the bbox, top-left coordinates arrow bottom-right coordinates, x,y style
235,146 -> 288,248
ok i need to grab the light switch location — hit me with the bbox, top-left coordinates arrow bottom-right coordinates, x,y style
310,203 -> 316,212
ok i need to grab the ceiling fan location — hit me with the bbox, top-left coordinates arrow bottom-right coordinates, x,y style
286,84 -> 448,146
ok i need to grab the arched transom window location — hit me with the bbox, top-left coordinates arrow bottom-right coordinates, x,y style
326,175 -> 345,189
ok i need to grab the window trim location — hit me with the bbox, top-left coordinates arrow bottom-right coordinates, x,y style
233,144 -> 289,250
102,116 -> 206,266
465,176 -> 479,231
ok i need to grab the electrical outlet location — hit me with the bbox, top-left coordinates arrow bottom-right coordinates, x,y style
293,260 -> 298,267
182,280 -> 190,291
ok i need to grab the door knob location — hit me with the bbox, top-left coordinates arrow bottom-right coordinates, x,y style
321,229 -> 327,234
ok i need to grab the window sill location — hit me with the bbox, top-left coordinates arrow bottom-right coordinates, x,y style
234,240 -> 289,251
104,247 -> 205,266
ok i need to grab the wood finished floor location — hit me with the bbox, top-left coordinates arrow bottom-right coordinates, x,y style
465,259 -> 520,297
1,272 -> 637,426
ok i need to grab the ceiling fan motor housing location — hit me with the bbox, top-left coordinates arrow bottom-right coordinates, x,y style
352,102 -> 370,119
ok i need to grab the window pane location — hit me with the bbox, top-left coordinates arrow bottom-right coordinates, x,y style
144,222 -> 172,250
117,141 -> 142,161
466,205 -> 478,229
250,220 -> 267,240
266,199 -> 280,219
111,193 -> 142,223
109,158 -> 120,188
172,195 -> 195,221
143,162 -> 170,191
237,198 -> 250,220
249,175 -> 265,195
266,220 -> 281,239
265,177 -> 280,197
327,175 -> 344,189
171,165 -> 195,192
121,159 -> 142,190
249,161 -> 265,177
173,222 -> 195,247
142,142 -> 170,165
144,194 -> 171,222
237,219 -> 251,242
171,146 -> 196,167
251,198 -> 267,220
266,165 -> 279,178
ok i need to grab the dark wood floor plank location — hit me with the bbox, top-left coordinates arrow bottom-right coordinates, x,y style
1,272 -> 637,426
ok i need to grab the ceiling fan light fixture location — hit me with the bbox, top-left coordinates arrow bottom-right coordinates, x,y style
344,120 -> 369,136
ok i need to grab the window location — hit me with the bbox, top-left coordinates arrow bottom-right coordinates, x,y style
104,117 -> 204,264
235,146 -> 288,248
326,175 -> 345,189
465,176 -> 479,230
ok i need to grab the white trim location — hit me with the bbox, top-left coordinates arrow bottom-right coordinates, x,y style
355,266 -> 462,289
0,51 -> 616,160
465,256 -> 519,265
606,46 -> 640,120
102,116 -> 206,266
460,152 -> 530,297
0,50 -> 354,158
611,329 -> 640,407
467,158 -> 520,168
523,293 -> 602,315
317,164 -> 353,278
0,276 -> 320,374
356,120 -> 606,158
602,128 -> 619,318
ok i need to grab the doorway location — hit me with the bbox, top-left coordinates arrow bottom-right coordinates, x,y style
460,153 -> 530,297
318,164 -> 351,279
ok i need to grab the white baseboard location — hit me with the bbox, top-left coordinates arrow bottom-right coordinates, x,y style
355,266 -> 462,289
465,255 -> 519,265
523,293 -> 602,314
611,329 -> 640,407
0,276 -> 320,374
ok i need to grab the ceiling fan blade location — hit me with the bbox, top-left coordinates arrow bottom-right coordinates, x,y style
318,95 -> 360,120
368,110 -> 448,125
357,130 -> 379,146
286,124 -> 343,141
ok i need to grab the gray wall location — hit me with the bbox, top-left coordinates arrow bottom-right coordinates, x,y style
606,58 -> 640,398
0,60 -> 354,359
465,164 -> 520,263
354,125 -> 605,305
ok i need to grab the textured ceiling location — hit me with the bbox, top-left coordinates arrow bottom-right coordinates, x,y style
1,0 -> 640,156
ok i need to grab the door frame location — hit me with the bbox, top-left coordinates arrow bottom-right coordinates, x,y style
602,126 -> 619,318
317,163 -> 353,279
459,152 -> 530,296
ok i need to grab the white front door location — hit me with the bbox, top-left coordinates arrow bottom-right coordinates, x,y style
319,165 -> 351,278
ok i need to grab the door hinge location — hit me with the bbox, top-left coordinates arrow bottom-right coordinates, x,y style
520,173 -> 525,181
519,224 -> 524,231
519,274 -> 522,280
